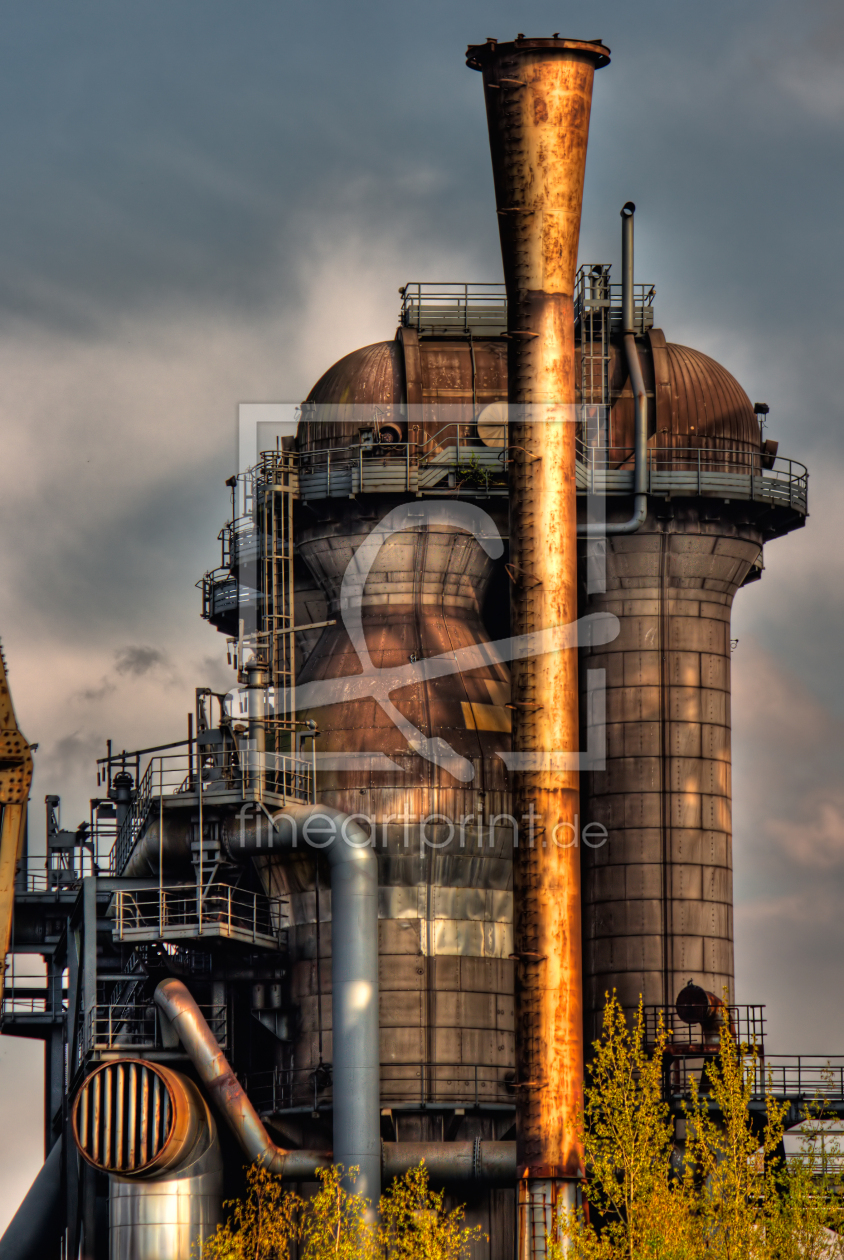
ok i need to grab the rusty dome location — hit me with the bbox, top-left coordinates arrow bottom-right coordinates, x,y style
298,340 -> 403,450
593,329 -> 762,460
298,328 -> 508,452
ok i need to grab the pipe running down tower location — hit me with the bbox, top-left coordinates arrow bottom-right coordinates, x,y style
467,34 -> 610,1249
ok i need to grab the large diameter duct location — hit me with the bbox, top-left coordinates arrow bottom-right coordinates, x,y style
72,1060 -> 223,1260
466,33 -> 610,1241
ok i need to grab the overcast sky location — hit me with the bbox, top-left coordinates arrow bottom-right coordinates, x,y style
1,0 -> 842,1231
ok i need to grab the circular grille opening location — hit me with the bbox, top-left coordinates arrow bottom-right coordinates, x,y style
73,1060 -> 176,1174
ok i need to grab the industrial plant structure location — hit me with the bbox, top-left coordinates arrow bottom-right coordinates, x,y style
0,33 -> 821,1260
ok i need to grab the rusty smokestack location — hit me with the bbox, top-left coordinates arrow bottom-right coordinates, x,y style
466,34 -> 610,1252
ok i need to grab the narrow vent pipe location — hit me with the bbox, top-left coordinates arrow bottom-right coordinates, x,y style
466,35 -> 609,1248
579,201 -> 647,536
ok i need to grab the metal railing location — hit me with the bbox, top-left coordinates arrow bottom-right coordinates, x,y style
109,747 -> 313,876
574,264 -> 655,337
109,753 -> 192,875
577,444 -> 808,513
111,883 -> 289,949
84,1000 -> 226,1054
243,1061 -> 515,1115
644,1003 -> 767,1053
758,1058 -> 844,1100
399,283 -> 507,336
663,1055 -> 844,1104
294,434 -> 808,512
1,993 -> 66,1018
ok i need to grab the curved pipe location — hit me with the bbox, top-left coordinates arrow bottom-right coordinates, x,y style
154,978 -> 332,1181
579,202 -> 647,537
155,979 -> 520,1192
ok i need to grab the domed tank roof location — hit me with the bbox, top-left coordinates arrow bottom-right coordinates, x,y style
597,330 -> 762,457
306,341 -> 403,409
298,331 -> 508,452
663,342 -> 758,446
300,327 -> 761,458
298,341 -> 402,451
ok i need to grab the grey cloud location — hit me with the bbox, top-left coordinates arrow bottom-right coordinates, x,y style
114,645 -> 167,677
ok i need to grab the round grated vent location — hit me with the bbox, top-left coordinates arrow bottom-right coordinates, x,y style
74,1060 -> 185,1175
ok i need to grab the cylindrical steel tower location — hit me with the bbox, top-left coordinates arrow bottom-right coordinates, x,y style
578,338 -> 778,1040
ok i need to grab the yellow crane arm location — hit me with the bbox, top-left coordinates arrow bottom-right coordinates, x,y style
0,641 -> 33,1008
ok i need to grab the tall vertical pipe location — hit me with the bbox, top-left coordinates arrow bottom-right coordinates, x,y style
466,35 -> 610,1252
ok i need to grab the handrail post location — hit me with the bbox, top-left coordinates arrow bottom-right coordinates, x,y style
159,758 -> 164,930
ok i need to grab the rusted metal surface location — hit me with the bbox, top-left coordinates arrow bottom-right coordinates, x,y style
467,34 -> 609,1200
287,500 -> 516,1099
584,333 -> 763,463
0,641 -> 33,1007
154,978 -> 333,1180
381,1140 -> 516,1185
297,335 -> 507,451
74,1060 -> 205,1177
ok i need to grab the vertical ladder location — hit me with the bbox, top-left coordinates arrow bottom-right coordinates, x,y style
256,450 -> 298,789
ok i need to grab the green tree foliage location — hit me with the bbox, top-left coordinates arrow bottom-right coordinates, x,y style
297,1165 -> 376,1260
551,994 -> 844,1260
378,1161 -> 484,1260
202,1161 -> 483,1260
201,1161 -> 298,1260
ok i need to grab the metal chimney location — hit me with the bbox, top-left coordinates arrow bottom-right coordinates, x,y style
466,34 -> 610,1254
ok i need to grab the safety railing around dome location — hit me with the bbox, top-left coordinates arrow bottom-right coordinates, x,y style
578,445 -> 808,512
294,432 -> 808,512
242,1061 -> 516,1116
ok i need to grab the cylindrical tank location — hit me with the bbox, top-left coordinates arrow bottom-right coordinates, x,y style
579,336 -> 765,1040
262,333 -> 518,1146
